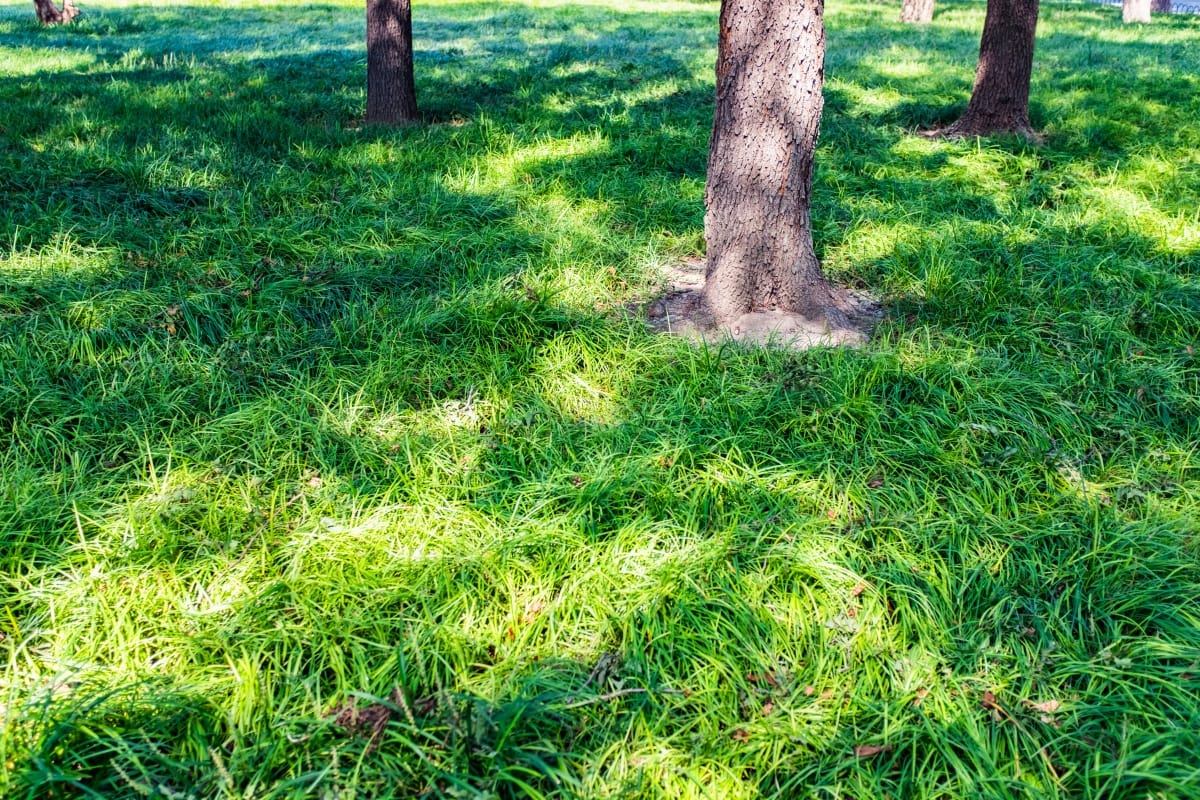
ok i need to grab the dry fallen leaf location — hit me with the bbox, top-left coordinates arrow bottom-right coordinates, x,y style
853,744 -> 893,758
1022,699 -> 1061,714
761,701 -> 774,716
803,685 -> 815,696
913,687 -> 929,707
731,728 -> 750,743
850,582 -> 867,597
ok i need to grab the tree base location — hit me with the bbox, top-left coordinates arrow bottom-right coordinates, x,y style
35,0 -> 79,24
934,115 -> 1039,141
641,259 -> 878,351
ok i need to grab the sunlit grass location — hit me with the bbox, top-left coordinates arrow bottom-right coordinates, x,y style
2,0 -> 1199,797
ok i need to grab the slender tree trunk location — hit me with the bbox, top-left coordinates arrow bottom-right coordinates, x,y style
33,0 -> 78,24
703,0 -> 848,329
1151,0 -> 1171,13
1123,0 -> 1152,20
941,0 -> 1039,138
900,0 -> 934,23
366,0 -> 418,124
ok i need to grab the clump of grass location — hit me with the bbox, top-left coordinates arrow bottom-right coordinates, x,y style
2,0 -> 1199,797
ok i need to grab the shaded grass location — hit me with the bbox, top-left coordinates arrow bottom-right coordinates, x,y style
2,0 -> 1199,797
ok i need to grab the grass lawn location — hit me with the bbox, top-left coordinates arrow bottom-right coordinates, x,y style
2,0 -> 1199,796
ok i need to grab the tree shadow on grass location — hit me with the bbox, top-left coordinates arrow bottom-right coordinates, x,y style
3,1 -> 1200,796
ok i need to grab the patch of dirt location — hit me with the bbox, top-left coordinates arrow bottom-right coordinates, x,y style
637,257 -> 882,351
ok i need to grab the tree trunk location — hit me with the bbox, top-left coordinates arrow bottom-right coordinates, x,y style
1151,0 -> 1171,13
33,0 -> 78,24
703,0 -> 846,328
941,0 -> 1039,138
900,0 -> 934,23
366,0 -> 418,125
1123,0 -> 1152,20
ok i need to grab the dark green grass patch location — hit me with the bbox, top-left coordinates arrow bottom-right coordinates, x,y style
2,0 -> 1199,797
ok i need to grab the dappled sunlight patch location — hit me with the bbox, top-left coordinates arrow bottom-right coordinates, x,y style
0,46 -> 94,75
528,332 -> 621,423
0,237 -> 120,283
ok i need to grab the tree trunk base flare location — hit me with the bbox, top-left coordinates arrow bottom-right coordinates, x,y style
1123,0 -> 1152,22
34,0 -> 79,24
641,259 -> 878,351
900,0 -> 934,24
937,0 -> 1039,139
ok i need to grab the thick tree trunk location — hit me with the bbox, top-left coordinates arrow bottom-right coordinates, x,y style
366,0 -> 418,125
703,0 -> 846,328
1123,0 -> 1152,20
33,0 -> 78,24
1151,0 -> 1171,13
941,0 -> 1039,138
900,0 -> 934,23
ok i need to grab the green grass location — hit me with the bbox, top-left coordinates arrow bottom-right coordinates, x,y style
2,0 -> 1199,796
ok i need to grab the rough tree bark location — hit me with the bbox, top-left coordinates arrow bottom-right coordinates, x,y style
366,0 -> 418,124
900,0 -> 934,24
1123,0 -> 1152,21
33,0 -> 78,24
940,0 -> 1039,138
703,0 -> 851,332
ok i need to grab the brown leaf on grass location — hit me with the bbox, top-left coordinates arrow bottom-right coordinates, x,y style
867,476 -> 884,489
165,305 -> 180,317
853,744 -> 893,758
1022,699 -> 1061,714
850,582 -> 867,597
731,728 -> 750,742
913,687 -> 929,707
981,690 -> 1004,722
820,689 -> 834,701
761,701 -> 774,716
523,600 -> 545,623
803,685 -> 815,696
329,698 -> 391,754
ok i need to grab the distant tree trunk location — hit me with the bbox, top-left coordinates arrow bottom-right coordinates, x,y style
1123,0 -> 1152,21
366,0 -> 418,124
703,0 -> 848,329
1151,0 -> 1171,12
941,0 -> 1039,138
33,0 -> 78,24
900,0 -> 934,23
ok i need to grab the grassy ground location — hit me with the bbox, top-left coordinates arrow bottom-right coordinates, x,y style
2,0 -> 1199,797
